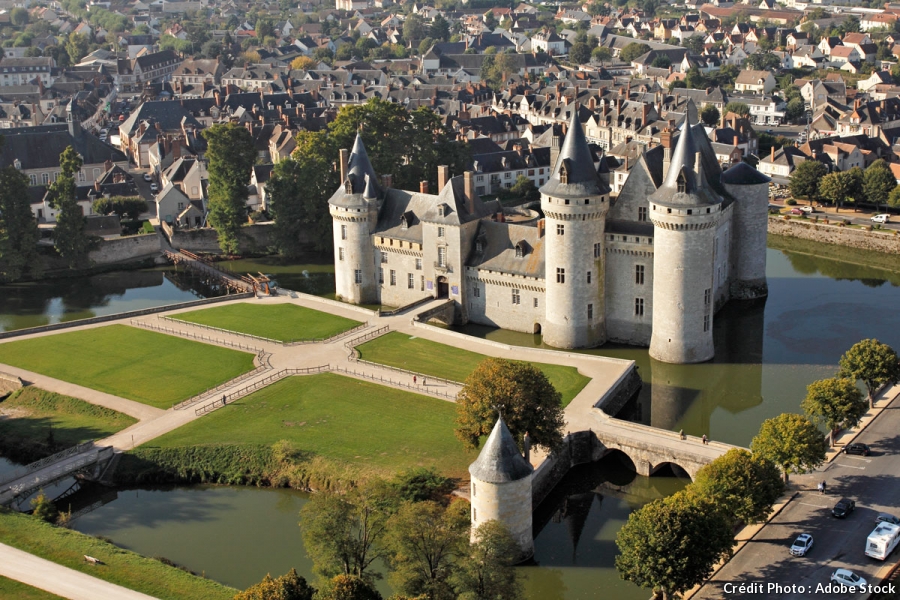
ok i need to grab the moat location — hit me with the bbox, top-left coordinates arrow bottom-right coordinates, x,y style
1,238 -> 899,599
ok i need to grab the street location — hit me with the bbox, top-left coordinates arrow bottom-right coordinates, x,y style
694,392 -> 900,599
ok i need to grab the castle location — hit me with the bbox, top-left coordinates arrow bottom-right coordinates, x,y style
329,111 -> 770,364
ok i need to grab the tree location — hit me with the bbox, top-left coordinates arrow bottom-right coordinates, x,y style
31,491 -> 58,523
802,377 -> 868,446
451,521 -> 522,600
863,159 -> 897,211
92,196 -> 146,221
65,32 -> 90,64
201,40 -> 223,60
615,491 -> 734,600
430,15 -> 450,42
418,37 -> 434,56
316,575 -> 382,600
785,98 -> 805,122
48,146 -> 92,268
650,54 -> 671,68
684,67 -> 708,90
839,339 -> 900,408
203,123 -> 256,254
818,169 -> 862,211
750,414 -> 827,482
620,42 -> 650,63
746,53 -> 779,71
700,105 -> 721,127
592,46 -> 612,65
455,358 -> 565,453
299,481 -> 396,582
723,102 -> 750,117
290,56 -> 317,70
234,569 -> 315,600
692,449 -> 784,526
391,468 -> 454,505
789,160 -> 828,206
9,7 -> 28,26
0,165 -> 41,282
385,500 -> 466,600
569,42 -> 591,65
403,14 -> 426,41
508,175 -> 538,201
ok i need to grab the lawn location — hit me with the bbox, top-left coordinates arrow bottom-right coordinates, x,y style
171,302 -> 362,342
0,388 -> 137,462
149,373 -> 476,478
0,576 -> 65,600
0,510 -> 235,600
0,325 -> 256,409
357,332 -> 591,406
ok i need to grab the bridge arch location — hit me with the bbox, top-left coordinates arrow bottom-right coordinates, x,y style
648,461 -> 692,481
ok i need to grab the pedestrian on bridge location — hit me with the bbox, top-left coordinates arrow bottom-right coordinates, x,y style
701,434 -> 708,445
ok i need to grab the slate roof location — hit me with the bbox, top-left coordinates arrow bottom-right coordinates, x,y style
468,416 -> 533,483
539,110 -> 610,199
649,121 -> 724,207
720,161 -> 770,185
0,125 -> 126,170
467,220 -> 544,279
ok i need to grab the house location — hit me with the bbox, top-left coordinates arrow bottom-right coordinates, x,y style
829,46 -> 861,65
118,101 -> 203,168
0,57 -> 54,87
530,29 -> 568,55
734,69 -> 776,94
861,13 -> 898,32
132,50 -> 182,83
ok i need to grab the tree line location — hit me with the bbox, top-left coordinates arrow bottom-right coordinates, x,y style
789,158 -> 900,211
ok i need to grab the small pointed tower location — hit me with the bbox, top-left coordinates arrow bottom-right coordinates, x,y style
720,161 -> 771,300
648,121 -> 720,364
328,134 -> 382,305
469,416 -> 534,562
540,109 -> 612,349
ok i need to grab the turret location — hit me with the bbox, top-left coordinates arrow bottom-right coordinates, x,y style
469,416 -> 534,562
539,110 -> 611,349
648,121 -> 721,364
721,162 -> 770,300
328,133 -> 382,305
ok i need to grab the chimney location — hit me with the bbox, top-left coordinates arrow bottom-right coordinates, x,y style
588,96 -> 596,110
734,134 -> 739,146
464,171 -> 476,215
339,148 -> 350,183
382,173 -> 393,189
419,180 -> 429,194
172,138 -> 182,159
550,127 -> 562,170
537,218 -> 545,238
641,102 -> 649,123
660,121 -> 674,178
214,90 -> 222,107
437,165 -> 450,192
770,145 -> 775,161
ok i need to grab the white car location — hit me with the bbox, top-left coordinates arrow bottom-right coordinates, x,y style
149,183 -> 159,193
871,214 -> 891,224
100,128 -> 109,135
143,173 -> 153,182
830,569 -> 867,590
800,205 -> 815,214
790,533 -> 813,556
99,134 -> 107,142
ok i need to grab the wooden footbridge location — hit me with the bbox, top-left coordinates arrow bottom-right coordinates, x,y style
162,250 -> 257,294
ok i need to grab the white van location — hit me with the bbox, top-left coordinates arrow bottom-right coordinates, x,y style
866,522 -> 900,560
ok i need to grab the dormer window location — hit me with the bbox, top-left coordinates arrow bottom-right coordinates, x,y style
13,159 -> 20,170
515,240 -> 528,257
559,158 -> 571,184
476,240 -> 483,253
344,179 -> 353,193
676,171 -> 687,194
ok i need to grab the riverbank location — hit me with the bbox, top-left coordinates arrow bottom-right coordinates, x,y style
768,215 -> 900,255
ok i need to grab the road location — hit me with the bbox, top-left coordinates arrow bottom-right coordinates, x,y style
694,392 -> 900,599
769,202 -> 900,232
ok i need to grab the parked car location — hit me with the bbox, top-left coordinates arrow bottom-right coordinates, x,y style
844,442 -> 870,456
832,498 -> 856,518
149,183 -> 159,193
143,173 -> 153,182
830,569 -> 867,591
800,205 -> 815,213
100,128 -> 109,135
876,513 -> 900,525
872,214 -> 891,224
790,208 -> 804,215
99,134 -> 107,142
790,533 -> 814,556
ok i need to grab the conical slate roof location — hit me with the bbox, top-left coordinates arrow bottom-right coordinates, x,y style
539,110 -> 610,198
650,121 -> 720,207
347,133 -> 380,195
468,417 -> 533,483
720,161 -> 771,185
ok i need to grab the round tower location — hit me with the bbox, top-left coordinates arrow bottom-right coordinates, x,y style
721,161 -> 771,300
540,111 -> 612,349
328,134 -> 381,305
469,416 -> 534,562
648,122 -> 720,364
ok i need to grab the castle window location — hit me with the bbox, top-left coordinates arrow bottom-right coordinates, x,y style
564,198 -> 570,205
421,276 -> 425,291
354,269 -> 362,284
473,482 -> 476,496
556,268 -> 565,283
381,253 -> 388,264
687,209 -> 693,215
587,271 -> 591,284
415,258 -> 422,270
408,273 -> 414,289
636,265 -> 645,285
635,298 -> 644,316
512,289 -> 520,304
704,314 -> 710,332
534,298 -> 539,308
585,198 -> 590,205
474,284 -> 480,298
379,268 -> 384,284
339,247 -> 344,261
667,208 -> 672,214
707,208 -> 711,213
438,226 -> 445,237
473,508 -> 477,522
438,246 -> 447,267
638,207 -> 648,221
704,288 -> 711,306
390,270 -> 396,285
594,243 -> 602,258
587,303 -> 593,320
557,224 -> 564,236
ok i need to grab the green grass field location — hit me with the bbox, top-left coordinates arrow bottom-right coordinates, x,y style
149,373 -> 476,478
172,302 -> 362,342
0,510 -> 235,600
0,576 -> 65,600
0,388 -> 137,462
357,332 -> 590,406
0,325 -> 256,409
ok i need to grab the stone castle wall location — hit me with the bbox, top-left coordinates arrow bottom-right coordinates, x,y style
89,233 -> 161,265
470,475 -> 534,560
164,223 -> 283,254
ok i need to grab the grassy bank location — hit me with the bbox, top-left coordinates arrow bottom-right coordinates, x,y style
0,388 -> 137,463
0,325 -> 256,408
119,373 -> 476,489
0,510 -> 236,600
0,576 -> 65,600
357,332 -> 591,406
172,302 -> 362,342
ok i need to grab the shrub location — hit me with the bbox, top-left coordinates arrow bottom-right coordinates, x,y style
786,199 -> 797,206
31,492 -> 58,523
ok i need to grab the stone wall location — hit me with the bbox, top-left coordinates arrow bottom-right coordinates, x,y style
532,430 -> 596,509
165,223 -> 291,254
768,216 -> 900,254
88,234 -> 161,265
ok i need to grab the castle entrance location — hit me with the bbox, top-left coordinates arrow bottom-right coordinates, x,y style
437,276 -> 449,298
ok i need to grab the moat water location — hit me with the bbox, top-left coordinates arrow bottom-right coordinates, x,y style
2,238 -> 900,598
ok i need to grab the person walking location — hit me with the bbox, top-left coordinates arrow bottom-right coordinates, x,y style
821,481 -> 827,494
413,375 -> 417,385
422,377 -> 427,386
679,429 -> 685,440
817,482 -> 824,494
701,434 -> 708,445
222,394 -> 226,406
